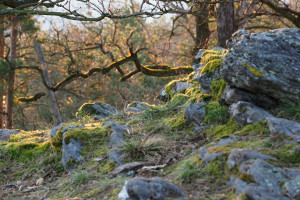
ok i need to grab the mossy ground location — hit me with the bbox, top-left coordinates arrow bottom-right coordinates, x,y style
1,71 -> 299,200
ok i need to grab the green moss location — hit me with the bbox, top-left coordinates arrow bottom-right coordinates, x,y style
204,101 -> 230,125
51,127 -> 63,151
235,121 -> 269,136
164,80 -> 177,99
242,62 -> 264,77
208,146 -> 231,153
169,93 -> 190,107
101,161 -> 117,173
206,119 -> 239,139
164,111 -> 187,131
269,143 -> 300,164
200,59 -> 223,75
211,78 -> 227,100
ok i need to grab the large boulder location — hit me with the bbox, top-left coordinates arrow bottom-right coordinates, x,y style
0,129 -> 20,141
221,28 -> 300,104
76,102 -> 117,119
184,102 -> 206,126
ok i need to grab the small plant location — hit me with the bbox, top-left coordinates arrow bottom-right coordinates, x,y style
121,136 -> 171,161
72,170 -> 91,186
204,101 -> 229,125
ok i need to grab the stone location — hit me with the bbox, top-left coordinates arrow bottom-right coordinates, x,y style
102,121 -> 129,148
283,172 -> 300,199
125,101 -> 151,113
221,28 -> 300,104
194,70 -> 220,92
211,138 -> 235,148
184,102 -> 206,126
0,129 -> 20,141
112,162 -> 153,175
62,138 -> 83,168
202,152 -> 225,164
267,117 -> 300,141
50,123 -> 64,138
109,150 -> 123,166
102,121 -> 129,134
238,159 -> 285,195
76,102 -> 117,119
174,82 -> 193,93
227,148 -> 275,170
157,81 -> 193,102
244,185 -> 290,200
194,49 -> 204,62
109,132 -> 125,148
219,85 -> 277,109
229,101 -> 273,126
118,177 -> 187,200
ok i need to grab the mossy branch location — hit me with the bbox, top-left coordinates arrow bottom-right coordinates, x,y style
17,92 -> 46,102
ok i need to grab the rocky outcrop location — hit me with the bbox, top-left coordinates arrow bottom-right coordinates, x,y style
0,129 -> 20,141
76,102 -> 117,119
118,177 -> 187,200
221,28 -> 300,104
220,85 -> 277,109
229,101 -> 273,126
62,138 -> 84,168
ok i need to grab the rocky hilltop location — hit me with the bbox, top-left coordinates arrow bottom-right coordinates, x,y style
0,28 -> 299,200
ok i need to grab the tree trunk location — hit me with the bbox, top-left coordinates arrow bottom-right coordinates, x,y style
193,1 -> 210,55
6,16 -> 18,129
33,39 -> 62,125
0,16 -> 4,128
217,0 -> 235,48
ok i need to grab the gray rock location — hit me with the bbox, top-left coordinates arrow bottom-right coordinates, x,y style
227,148 -> 275,170
199,147 -> 208,160
109,149 -> 123,166
76,102 -> 117,119
202,152 -> 225,164
102,121 -> 129,148
125,101 -> 151,113
157,86 -> 168,102
211,138 -> 235,148
175,82 -> 193,93
229,101 -> 273,126
284,173 -> 300,199
109,132 -> 125,148
102,121 -> 129,134
238,159 -> 287,195
62,138 -> 83,168
0,129 -> 20,141
267,117 -> 300,141
157,81 -> 193,102
230,176 -> 290,200
244,185 -> 290,200
118,177 -> 187,200
50,123 -> 64,138
195,49 -> 204,62
184,102 -> 206,126
219,85 -> 277,109
221,28 -> 300,104
194,70 -> 220,92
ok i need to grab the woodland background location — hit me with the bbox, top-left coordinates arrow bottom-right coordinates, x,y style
0,0 -> 299,130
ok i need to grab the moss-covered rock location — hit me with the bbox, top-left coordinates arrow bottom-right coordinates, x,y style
76,102 -> 117,119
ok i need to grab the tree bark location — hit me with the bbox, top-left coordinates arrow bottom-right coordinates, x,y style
6,15 -> 17,129
193,1 -> 210,55
217,0 -> 235,48
33,39 -> 62,125
0,16 -> 4,128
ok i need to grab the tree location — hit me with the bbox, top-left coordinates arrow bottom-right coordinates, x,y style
0,15 -> 4,128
